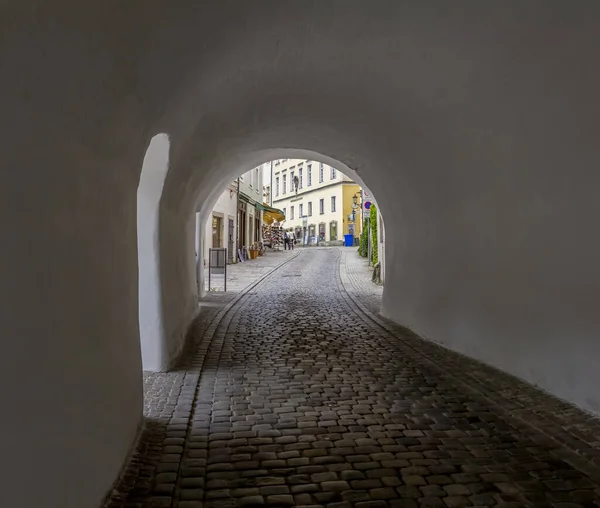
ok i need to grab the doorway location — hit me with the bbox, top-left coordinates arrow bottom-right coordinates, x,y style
212,215 -> 223,248
228,218 -> 234,263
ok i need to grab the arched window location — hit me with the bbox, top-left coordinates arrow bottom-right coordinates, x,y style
318,222 -> 326,240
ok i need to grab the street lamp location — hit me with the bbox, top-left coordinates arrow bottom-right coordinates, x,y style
350,193 -> 360,223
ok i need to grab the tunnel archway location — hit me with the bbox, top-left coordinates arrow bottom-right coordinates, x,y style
137,133 -> 170,371
3,3 -> 600,508
150,147 -> 386,371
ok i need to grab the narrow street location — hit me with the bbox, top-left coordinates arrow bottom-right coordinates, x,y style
108,249 -> 600,508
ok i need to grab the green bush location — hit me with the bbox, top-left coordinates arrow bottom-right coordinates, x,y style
370,204 -> 378,265
358,217 -> 369,257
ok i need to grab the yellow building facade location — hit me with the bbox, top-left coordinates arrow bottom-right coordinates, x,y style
270,158 -> 362,244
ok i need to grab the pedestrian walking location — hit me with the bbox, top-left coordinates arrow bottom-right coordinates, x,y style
284,232 -> 290,250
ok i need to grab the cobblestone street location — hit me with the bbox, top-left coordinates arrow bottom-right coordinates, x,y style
107,248 -> 600,508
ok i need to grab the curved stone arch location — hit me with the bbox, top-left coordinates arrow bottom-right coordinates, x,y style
137,133 -> 171,371
156,146 -> 386,370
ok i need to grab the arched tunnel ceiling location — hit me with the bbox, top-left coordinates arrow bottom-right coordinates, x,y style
2,3 -> 600,508
143,1 -> 600,224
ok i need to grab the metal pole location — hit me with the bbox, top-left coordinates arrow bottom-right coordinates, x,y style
270,160 -> 273,206
224,249 -> 227,292
236,176 -> 240,259
367,218 -> 371,267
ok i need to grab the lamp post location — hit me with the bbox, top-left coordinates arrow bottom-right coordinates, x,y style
350,193 -> 361,240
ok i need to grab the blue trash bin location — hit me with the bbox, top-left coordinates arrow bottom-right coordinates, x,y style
344,234 -> 354,247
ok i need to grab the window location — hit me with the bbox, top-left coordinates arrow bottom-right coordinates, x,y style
299,168 -> 303,189
282,174 -> 287,194
331,196 -> 336,212
307,164 -> 312,186
283,207 -> 286,217
290,205 -> 294,220
290,171 -> 295,192
308,202 -> 312,216
330,167 -> 336,179
319,198 -> 324,214
212,216 -> 223,248
319,163 -> 324,183
275,177 -> 279,197
330,221 -> 338,241
299,204 -> 303,217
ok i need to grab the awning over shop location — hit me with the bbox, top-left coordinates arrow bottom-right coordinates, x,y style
257,202 -> 285,224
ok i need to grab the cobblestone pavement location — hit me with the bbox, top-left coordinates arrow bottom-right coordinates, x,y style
107,248 -> 600,508
204,250 -> 298,294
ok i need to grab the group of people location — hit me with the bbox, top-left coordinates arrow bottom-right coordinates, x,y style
283,231 -> 296,250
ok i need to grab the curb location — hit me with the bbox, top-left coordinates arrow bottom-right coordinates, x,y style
104,251 -> 301,507
199,249 -> 300,327
170,250 -> 301,505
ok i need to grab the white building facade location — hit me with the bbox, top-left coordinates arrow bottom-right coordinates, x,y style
270,159 -> 362,245
237,164 -> 264,253
200,180 -> 238,266
197,164 -> 265,273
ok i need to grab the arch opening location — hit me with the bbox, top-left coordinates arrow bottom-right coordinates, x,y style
191,150 -> 385,299
194,155 -> 385,296
144,145 -> 385,370
137,133 -> 170,371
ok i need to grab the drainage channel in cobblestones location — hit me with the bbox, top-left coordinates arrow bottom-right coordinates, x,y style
108,248 -> 600,508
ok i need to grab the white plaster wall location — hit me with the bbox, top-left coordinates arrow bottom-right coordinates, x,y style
378,212 -> 385,284
3,3 -> 600,508
203,187 -> 237,262
137,134 -> 170,371
0,6 -> 149,507
155,2 -> 600,416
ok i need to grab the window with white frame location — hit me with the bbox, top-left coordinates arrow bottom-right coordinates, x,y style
282,207 -> 286,217
290,170 -> 295,192
275,177 -> 279,197
299,203 -> 303,217
307,165 -> 312,186
319,163 -> 324,183
330,166 -> 336,179
299,168 -> 303,188
282,174 -> 287,194
308,201 -> 312,216
319,198 -> 324,214
290,205 -> 295,219
331,196 -> 336,212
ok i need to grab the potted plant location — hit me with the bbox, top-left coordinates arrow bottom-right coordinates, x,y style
248,243 -> 259,260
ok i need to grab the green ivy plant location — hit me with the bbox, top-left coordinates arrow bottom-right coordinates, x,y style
370,204 -> 378,265
358,217 -> 369,257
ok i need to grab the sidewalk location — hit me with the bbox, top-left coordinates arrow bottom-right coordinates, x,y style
203,249 -> 297,295
338,246 -> 383,314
